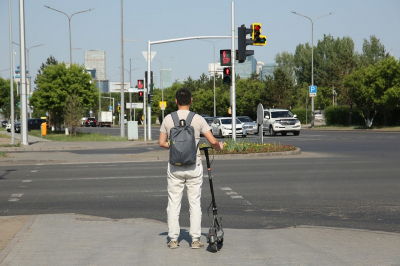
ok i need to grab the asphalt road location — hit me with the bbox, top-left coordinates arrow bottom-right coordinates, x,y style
1,131 -> 399,233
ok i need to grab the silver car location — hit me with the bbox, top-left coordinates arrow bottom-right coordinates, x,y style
237,116 -> 258,135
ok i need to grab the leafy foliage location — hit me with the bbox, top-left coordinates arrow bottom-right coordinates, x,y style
30,62 -> 98,129
64,94 -> 85,136
0,77 -> 19,120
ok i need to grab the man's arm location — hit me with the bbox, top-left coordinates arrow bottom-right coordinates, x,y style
203,131 -> 224,151
159,132 -> 170,149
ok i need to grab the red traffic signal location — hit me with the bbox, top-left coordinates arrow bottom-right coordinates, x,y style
223,67 -> 232,85
138,91 -> 144,101
137,80 -> 144,89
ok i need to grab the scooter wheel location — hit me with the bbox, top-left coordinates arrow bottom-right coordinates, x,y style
217,237 -> 224,243
210,242 -> 218,252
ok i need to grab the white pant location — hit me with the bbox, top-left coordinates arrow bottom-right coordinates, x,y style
167,161 -> 203,241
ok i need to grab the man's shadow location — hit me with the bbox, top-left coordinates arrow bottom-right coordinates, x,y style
160,229 -> 223,252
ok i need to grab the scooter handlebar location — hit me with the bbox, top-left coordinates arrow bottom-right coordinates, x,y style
199,146 -> 213,168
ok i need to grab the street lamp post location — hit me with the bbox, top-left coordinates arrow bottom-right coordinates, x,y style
154,57 -> 173,120
200,40 -> 221,117
26,44 -> 44,118
44,5 -> 94,64
291,11 -> 333,128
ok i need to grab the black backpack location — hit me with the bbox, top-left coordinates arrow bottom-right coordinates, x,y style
169,111 -> 197,166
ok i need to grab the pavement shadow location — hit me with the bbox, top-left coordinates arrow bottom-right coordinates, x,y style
0,169 -> 17,180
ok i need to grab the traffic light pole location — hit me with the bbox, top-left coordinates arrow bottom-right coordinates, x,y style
231,2 -> 236,141
147,36 -> 232,141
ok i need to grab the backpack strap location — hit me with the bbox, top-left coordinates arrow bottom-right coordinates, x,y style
185,112 -> 195,126
171,111 -> 180,127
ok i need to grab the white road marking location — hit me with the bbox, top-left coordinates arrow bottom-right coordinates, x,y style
242,200 -> 252,205
11,193 -> 23,198
220,187 -> 232,191
22,180 -> 32,182
31,170 -> 38,173
8,198 -> 20,202
226,191 -> 238,195
231,196 -> 243,199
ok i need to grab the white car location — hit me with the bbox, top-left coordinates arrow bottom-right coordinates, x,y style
211,117 -> 247,138
262,109 -> 301,136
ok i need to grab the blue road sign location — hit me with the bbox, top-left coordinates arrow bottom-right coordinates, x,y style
118,102 -> 120,106
309,85 -> 317,97
109,106 -> 113,111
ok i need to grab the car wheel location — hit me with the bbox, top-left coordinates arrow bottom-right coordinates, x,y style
281,132 -> 287,136
269,126 -> 276,136
219,130 -> 223,138
294,131 -> 300,136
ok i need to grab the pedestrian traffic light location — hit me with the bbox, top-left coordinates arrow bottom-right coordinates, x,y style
237,24 -> 254,63
118,106 -> 121,113
137,79 -> 144,89
252,23 -> 266,46
223,67 -> 232,85
138,90 -> 144,102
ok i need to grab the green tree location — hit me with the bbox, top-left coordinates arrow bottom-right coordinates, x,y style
293,43 -> 312,85
64,94 -> 84,136
345,57 -> 400,127
34,55 -> 58,86
275,51 -> 295,85
0,77 -> 19,121
360,35 -> 387,66
30,63 -> 98,130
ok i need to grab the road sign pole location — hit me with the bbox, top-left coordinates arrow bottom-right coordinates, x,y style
231,2 -> 236,141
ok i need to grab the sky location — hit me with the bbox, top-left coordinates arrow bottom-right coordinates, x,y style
1,0 -> 399,87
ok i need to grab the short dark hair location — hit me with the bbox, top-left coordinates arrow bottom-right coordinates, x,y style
175,88 -> 192,106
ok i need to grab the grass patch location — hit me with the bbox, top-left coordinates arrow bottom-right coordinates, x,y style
200,138 -> 297,155
0,151 -> 7,157
314,125 -> 400,130
28,130 -> 128,142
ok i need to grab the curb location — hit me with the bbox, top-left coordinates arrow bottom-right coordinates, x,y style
0,148 -> 301,165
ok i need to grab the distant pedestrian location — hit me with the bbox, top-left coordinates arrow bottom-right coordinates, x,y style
159,88 -> 223,249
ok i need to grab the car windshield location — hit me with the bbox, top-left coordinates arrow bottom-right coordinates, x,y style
238,117 -> 253,123
220,119 -> 241,124
271,111 -> 293,118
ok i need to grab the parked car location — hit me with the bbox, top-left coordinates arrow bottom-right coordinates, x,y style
314,110 -> 325,122
7,118 -> 46,133
204,117 -> 216,127
210,117 -> 246,138
6,123 -> 12,132
81,117 -> 88,126
199,114 -> 211,118
85,117 -> 97,127
237,116 -> 258,135
1,120 -> 8,127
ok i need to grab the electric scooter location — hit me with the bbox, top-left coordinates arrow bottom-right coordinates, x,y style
200,146 -> 224,252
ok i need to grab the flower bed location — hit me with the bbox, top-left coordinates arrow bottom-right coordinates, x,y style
199,139 -> 297,155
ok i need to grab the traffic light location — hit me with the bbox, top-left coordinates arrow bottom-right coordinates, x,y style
137,79 -> 144,89
223,67 -> 232,85
252,23 -> 266,45
147,93 -> 154,104
138,90 -> 144,102
237,24 -> 254,63
117,106 -> 121,113
145,71 -> 153,90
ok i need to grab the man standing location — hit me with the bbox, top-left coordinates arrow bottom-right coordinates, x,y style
159,88 -> 223,249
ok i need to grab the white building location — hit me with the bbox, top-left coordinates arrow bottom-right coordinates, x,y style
84,50 -> 106,80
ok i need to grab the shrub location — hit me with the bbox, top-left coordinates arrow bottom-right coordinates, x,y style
291,108 -> 312,124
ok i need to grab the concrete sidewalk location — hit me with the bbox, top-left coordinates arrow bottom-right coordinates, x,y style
0,214 -> 399,265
